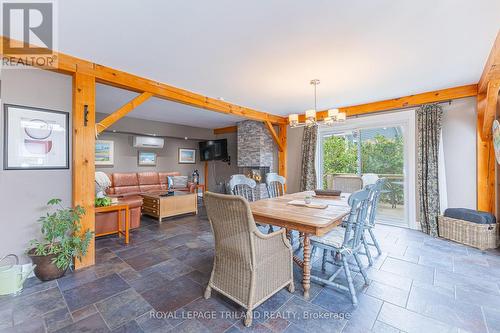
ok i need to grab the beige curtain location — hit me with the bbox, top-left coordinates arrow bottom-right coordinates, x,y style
300,125 -> 318,191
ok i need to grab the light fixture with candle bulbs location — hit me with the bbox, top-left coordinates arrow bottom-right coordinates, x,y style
288,79 -> 346,128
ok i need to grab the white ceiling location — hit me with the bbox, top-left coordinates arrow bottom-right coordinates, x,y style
58,0 -> 500,128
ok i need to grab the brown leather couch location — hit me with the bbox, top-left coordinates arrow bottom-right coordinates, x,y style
95,171 -> 196,235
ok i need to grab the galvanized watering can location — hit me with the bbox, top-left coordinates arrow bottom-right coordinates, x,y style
0,254 -> 35,296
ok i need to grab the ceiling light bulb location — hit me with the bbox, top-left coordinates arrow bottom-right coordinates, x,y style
337,113 -> 346,121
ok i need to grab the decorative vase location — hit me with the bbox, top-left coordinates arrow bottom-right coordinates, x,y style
27,250 -> 67,281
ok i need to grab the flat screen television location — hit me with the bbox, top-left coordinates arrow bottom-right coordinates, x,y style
199,139 -> 228,161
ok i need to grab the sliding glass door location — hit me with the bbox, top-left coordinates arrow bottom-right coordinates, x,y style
317,111 -> 415,228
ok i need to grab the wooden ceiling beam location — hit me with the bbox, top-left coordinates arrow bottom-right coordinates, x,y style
298,84 -> 478,122
213,126 -> 238,135
97,92 -> 153,134
0,36 -> 287,125
264,121 -> 284,152
478,30 -> 500,94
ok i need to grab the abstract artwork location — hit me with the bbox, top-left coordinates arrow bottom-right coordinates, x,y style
4,104 -> 69,170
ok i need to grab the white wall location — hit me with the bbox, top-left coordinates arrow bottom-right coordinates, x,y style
0,69 -> 72,263
441,97 -> 477,209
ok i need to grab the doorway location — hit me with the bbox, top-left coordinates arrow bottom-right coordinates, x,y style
317,111 -> 416,228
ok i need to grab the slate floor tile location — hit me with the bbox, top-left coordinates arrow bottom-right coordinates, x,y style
43,307 -> 73,332
434,269 -> 500,295
123,249 -> 171,271
365,281 -> 409,307
366,268 -> 413,291
380,257 -> 434,284
371,320 -> 402,333
483,307 -> 500,333
135,311 -> 176,332
140,276 -> 202,312
62,273 -> 129,311
71,304 -> 98,322
6,287 -> 67,326
377,302 -> 458,333
111,320 -> 144,333
406,283 -> 487,333
0,319 -> 46,333
54,313 -> 109,333
455,285 -> 500,310
96,288 -> 152,330
57,267 -> 98,291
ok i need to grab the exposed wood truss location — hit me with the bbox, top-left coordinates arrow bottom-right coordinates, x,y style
264,121 -> 284,152
477,30 -> 500,214
97,92 -> 153,134
0,36 -> 286,125
298,84 -> 478,122
213,126 -> 238,135
72,73 -> 96,269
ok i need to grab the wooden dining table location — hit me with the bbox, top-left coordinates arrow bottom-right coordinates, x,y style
250,191 -> 351,300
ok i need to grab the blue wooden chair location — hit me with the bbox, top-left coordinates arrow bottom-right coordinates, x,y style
229,174 -> 256,202
310,189 -> 371,305
360,178 -> 386,266
265,173 -> 286,198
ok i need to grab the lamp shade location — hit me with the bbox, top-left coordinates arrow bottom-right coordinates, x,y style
305,109 -> 316,119
288,114 -> 299,123
327,109 -> 339,117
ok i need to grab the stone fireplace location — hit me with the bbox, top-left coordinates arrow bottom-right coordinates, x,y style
237,120 -> 274,199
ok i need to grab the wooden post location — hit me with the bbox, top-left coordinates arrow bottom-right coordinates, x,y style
204,161 -> 209,192
73,72 -> 96,269
278,124 -> 287,191
477,125 -> 496,213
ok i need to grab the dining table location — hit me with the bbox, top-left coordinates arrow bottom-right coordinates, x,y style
250,191 -> 351,300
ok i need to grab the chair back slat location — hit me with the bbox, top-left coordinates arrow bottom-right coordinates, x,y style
229,174 -> 257,202
365,178 -> 386,227
343,189 -> 371,249
265,173 -> 286,198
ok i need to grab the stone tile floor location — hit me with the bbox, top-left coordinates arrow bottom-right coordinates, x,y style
2,202 -> 500,333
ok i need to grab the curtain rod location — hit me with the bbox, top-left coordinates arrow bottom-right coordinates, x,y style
349,100 -> 452,119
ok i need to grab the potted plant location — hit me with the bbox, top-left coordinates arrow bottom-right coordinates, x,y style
95,196 -> 112,207
27,199 -> 93,281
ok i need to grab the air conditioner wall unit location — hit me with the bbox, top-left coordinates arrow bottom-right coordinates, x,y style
133,136 -> 164,149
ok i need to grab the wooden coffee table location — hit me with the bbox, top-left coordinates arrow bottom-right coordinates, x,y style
141,191 -> 198,222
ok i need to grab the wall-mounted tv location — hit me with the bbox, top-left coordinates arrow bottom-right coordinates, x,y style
199,139 -> 228,161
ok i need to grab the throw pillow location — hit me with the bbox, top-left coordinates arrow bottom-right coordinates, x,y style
172,176 -> 188,188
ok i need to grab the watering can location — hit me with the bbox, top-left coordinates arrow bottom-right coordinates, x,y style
0,254 -> 35,296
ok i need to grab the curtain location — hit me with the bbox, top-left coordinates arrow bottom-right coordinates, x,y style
300,125 -> 318,191
417,104 -> 443,237
438,131 -> 448,214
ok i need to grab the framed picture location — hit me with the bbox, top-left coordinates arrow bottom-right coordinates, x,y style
138,151 -> 157,166
3,104 -> 69,170
178,148 -> 196,164
95,140 -> 114,166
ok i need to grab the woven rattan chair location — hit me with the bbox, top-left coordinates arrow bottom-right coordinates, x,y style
204,192 -> 294,327
310,189 -> 371,305
229,174 -> 256,201
333,175 -> 363,193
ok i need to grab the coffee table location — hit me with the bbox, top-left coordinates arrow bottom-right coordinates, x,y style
141,191 -> 198,222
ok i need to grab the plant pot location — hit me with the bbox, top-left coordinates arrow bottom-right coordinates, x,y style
27,250 -> 67,281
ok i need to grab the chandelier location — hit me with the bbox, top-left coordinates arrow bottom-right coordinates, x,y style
288,79 -> 346,128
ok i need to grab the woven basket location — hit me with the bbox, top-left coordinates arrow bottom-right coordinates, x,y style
438,216 -> 498,250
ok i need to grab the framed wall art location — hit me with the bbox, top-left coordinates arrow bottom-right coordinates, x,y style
138,151 -> 157,166
178,148 -> 196,164
3,104 -> 69,170
95,140 -> 114,166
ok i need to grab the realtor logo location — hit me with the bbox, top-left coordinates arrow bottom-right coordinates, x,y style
1,0 -> 58,68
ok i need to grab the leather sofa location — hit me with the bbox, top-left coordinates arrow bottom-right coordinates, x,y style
95,171 -> 196,235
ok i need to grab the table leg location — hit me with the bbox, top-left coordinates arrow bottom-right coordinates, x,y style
302,233 -> 311,300
125,207 -> 130,244
117,209 -> 122,238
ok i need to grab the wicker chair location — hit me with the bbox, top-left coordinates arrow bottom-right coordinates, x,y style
332,175 -> 363,193
310,189 -> 371,305
229,174 -> 256,201
204,192 -> 294,327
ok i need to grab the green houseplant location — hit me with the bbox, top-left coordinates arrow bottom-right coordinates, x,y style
27,199 -> 92,281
